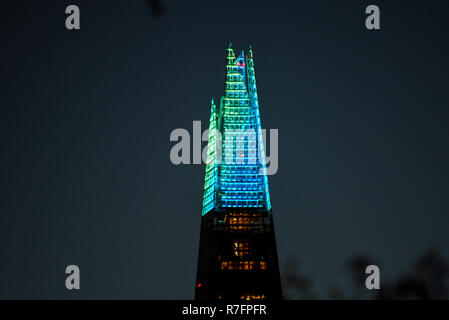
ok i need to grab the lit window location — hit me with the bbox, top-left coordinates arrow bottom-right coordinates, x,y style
240,293 -> 266,300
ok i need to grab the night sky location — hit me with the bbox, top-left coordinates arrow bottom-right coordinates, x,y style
1,0 -> 448,299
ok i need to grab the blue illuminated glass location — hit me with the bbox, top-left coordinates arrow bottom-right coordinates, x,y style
202,44 -> 272,215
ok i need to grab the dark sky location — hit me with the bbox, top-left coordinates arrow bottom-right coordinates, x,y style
1,0 -> 448,299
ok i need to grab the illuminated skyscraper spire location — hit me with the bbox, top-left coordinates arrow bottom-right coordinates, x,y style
201,43 -> 271,215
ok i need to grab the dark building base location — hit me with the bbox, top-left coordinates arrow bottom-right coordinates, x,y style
195,209 -> 283,300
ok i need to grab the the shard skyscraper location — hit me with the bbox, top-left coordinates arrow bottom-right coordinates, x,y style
195,43 -> 283,301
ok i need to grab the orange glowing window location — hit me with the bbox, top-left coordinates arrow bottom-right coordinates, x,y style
233,241 -> 250,257
240,294 -> 265,300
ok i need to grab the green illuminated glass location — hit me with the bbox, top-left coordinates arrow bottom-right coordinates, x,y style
202,43 -> 272,215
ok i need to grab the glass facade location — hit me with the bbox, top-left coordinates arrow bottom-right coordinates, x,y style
202,43 -> 271,215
